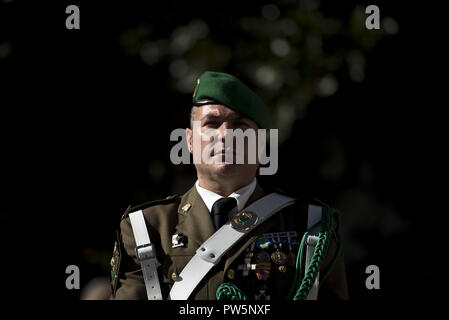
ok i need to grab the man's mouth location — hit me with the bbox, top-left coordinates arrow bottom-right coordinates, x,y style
208,149 -> 239,165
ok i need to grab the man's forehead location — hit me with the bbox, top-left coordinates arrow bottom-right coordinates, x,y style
198,104 -> 243,118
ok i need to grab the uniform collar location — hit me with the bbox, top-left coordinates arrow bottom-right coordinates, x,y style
175,180 -> 265,249
195,178 -> 257,213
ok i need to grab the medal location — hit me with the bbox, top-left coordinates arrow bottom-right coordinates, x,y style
254,263 -> 271,281
270,249 -> 288,265
227,269 -> 236,280
278,265 -> 287,273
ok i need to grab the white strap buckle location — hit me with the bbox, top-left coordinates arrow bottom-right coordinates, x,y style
129,210 -> 163,300
135,243 -> 156,261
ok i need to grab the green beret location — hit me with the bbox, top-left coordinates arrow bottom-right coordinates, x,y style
192,71 -> 270,129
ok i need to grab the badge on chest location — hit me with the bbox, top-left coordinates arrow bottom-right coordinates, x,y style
234,231 -> 299,300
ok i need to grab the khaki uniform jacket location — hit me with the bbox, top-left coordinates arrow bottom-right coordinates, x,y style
111,183 -> 349,300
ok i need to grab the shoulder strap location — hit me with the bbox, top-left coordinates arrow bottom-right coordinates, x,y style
129,210 -> 163,300
169,192 -> 296,300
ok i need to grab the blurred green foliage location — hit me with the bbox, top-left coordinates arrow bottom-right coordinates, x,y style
118,0 -> 397,142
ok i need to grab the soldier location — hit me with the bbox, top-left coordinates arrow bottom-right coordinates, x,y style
109,71 -> 348,300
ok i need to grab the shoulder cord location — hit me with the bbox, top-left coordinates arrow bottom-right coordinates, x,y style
216,207 -> 341,300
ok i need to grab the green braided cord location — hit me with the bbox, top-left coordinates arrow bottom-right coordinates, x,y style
216,282 -> 248,300
288,218 -> 324,298
285,231 -> 308,299
292,207 -> 336,300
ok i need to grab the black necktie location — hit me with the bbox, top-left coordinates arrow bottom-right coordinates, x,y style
211,197 -> 237,229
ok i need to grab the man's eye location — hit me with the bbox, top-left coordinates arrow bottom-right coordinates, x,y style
203,121 -> 220,127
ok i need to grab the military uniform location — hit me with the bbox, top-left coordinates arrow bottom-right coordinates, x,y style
109,71 -> 349,300
110,183 -> 348,300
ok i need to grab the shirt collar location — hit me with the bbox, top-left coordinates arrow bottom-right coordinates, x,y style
195,178 -> 257,213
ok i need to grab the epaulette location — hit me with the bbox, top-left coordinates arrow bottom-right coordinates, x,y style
120,194 -> 179,221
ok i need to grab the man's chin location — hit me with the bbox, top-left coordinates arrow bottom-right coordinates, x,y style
210,162 -> 240,175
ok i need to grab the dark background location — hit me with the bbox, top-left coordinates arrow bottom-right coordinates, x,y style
0,0 -> 441,302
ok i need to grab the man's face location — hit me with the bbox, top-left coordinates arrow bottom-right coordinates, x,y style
186,104 -> 260,178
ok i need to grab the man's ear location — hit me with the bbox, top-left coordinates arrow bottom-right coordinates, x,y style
186,128 -> 193,154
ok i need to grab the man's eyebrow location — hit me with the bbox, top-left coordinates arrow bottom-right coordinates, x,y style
200,114 -> 222,121
200,113 -> 246,121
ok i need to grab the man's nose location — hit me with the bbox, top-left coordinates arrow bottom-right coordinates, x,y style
217,122 -> 232,141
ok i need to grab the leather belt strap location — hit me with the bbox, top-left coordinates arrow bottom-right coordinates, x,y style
129,210 -> 163,300
169,193 -> 296,300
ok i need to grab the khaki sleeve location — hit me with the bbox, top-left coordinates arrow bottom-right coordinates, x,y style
110,218 -> 147,300
318,217 -> 349,300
